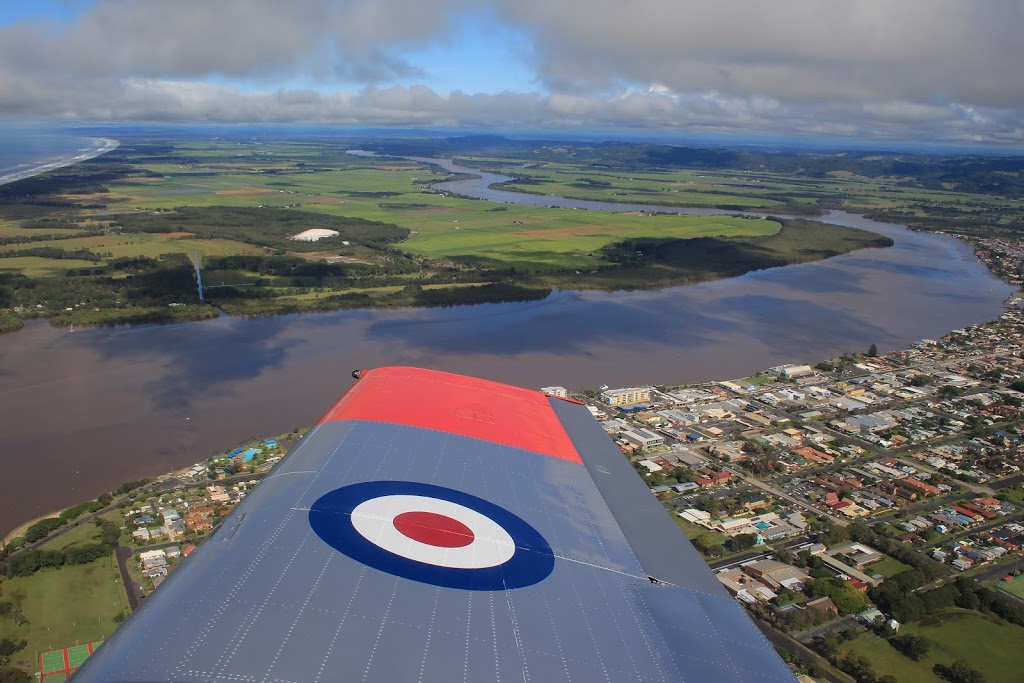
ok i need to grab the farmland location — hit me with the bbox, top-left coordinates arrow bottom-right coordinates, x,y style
0,135 -> 897,327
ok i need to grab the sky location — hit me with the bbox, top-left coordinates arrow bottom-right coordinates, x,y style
1,0 -> 1022,147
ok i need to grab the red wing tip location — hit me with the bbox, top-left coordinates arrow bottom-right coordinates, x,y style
317,366 -> 582,463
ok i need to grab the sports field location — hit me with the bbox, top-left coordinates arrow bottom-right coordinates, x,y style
0,555 -> 128,673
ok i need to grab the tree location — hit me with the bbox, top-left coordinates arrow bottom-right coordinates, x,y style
23,517 -> 64,543
0,667 -> 30,683
934,659 -> 985,683
725,533 -> 757,552
705,544 -> 725,558
938,385 -> 962,399
891,633 -> 931,661
839,653 -> 878,683
0,638 -> 26,658
808,577 -> 866,615
868,343 -> 879,357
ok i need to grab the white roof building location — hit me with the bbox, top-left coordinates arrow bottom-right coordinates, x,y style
288,229 -> 340,242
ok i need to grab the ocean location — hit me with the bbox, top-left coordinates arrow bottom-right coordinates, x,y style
0,127 -> 118,186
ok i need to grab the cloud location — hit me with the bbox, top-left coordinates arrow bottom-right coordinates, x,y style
501,0 -> 1024,108
0,0 -> 1021,144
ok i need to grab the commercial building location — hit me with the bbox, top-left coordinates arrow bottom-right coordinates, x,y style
620,427 -> 664,448
602,386 -> 653,406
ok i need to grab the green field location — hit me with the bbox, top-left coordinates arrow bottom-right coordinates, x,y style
0,256 -> 103,278
105,155 -> 782,271
0,555 -> 128,674
998,575 -> 1024,599
838,608 -> 1024,682
869,556 -> 913,578
44,512 -> 122,553
673,516 -> 728,549
0,137 -> 903,324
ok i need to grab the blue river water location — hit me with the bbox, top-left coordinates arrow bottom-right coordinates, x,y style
0,153 -> 1013,535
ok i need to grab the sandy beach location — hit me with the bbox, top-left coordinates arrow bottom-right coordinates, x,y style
0,136 -> 119,187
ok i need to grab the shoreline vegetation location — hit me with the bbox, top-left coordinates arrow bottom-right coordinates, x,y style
484,172 -> 829,217
0,135 -> 903,332
1,132 -> 1021,331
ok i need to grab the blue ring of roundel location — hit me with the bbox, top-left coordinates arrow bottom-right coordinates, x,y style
308,480 -> 555,591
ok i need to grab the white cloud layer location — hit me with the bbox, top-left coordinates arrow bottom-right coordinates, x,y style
0,0 -> 1021,144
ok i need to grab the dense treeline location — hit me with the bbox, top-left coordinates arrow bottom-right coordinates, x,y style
1,519 -> 120,578
10,253 -> 203,318
0,246 -> 102,261
217,282 -> 551,316
0,312 -> 22,334
591,219 -> 893,289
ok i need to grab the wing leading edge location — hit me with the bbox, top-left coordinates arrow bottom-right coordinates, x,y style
74,366 -> 795,682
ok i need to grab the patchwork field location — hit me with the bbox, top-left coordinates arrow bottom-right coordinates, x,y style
0,137 -> 898,325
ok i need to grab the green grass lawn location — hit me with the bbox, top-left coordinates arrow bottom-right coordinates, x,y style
869,556 -> 913,578
0,222 -> 83,238
0,554 -> 129,675
738,374 -> 775,387
838,608 -> 1024,682
0,233 -> 263,260
45,512 -> 122,553
997,575 -> 1024,599
673,516 -> 728,548
0,257 -> 101,277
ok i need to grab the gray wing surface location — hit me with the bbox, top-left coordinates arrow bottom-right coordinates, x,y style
74,367 -> 795,682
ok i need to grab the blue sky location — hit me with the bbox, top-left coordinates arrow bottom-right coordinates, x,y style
0,0 -> 1021,147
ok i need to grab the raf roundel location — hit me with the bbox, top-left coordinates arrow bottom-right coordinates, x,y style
309,481 -> 555,591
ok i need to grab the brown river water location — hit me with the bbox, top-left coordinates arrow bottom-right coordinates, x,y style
0,167 -> 1013,536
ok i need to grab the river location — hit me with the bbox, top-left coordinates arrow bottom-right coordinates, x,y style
0,157 -> 1012,537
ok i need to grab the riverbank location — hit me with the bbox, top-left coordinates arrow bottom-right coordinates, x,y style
4,281 -> 1017,542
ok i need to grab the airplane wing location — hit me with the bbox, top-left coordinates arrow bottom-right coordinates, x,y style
74,367 -> 795,682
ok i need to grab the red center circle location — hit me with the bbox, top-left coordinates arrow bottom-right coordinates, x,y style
393,511 -> 475,548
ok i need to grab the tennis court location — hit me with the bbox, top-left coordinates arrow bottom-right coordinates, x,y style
39,640 -> 102,681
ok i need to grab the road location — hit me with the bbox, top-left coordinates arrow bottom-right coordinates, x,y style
114,546 -> 145,610
752,618 -> 853,683
709,536 -> 815,571
115,540 -> 184,610
731,467 -> 851,527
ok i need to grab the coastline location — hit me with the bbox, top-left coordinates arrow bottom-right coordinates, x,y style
0,136 -> 119,187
